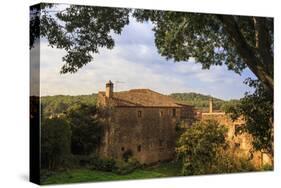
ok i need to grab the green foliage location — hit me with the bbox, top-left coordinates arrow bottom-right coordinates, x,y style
32,4 -> 273,94
208,151 -> 255,174
41,94 -> 97,117
39,4 -> 130,73
86,155 -> 116,172
176,120 -> 227,175
65,103 -> 102,155
134,11 -> 245,73
41,94 -> 104,171
170,92 -> 225,111
260,164 -> 273,171
115,158 -> 141,175
133,10 -> 273,93
41,117 -> 72,170
220,99 -> 241,112
226,79 -> 273,156
176,120 -> 255,175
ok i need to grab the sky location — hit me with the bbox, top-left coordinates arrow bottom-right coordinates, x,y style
35,14 -> 256,100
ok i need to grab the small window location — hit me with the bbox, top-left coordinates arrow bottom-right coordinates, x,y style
121,147 -> 125,151
172,109 -> 176,117
159,139 -> 163,147
160,111 -> 164,117
137,145 -> 141,152
138,110 -> 142,118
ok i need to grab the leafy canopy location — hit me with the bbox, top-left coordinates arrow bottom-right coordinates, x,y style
32,3 -> 130,73
31,3 -> 273,93
65,103 -> 103,155
41,117 -> 72,169
133,10 -> 273,92
176,120 -> 227,175
226,79 -> 273,156
176,120 -> 255,175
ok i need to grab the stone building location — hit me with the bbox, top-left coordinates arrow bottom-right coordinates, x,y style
97,81 -> 194,164
200,98 -> 272,168
97,81 -> 272,167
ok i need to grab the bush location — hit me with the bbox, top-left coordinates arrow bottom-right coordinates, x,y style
211,152 -> 256,174
115,158 -> 141,175
176,120 -> 228,175
41,117 -> 72,170
88,155 -> 116,172
260,164 -> 273,171
176,120 -> 256,175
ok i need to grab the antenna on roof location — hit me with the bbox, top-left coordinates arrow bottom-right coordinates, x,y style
114,80 -> 125,92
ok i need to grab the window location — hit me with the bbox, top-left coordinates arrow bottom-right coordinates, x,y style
172,109 -> 176,117
138,110 -> 142,118
121,147 -> 125,151
160,111 -> 164,117
159,139 -> 163,147
137,145 -> 141,152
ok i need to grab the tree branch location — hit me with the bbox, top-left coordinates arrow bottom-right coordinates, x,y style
253,17 -> 273,77
217,15 -> 273,93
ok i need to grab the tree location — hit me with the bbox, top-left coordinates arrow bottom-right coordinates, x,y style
30,3 -> 130,73
31,4 -> 273,94
133,10 -> 273,93
226,78 -> 273,157
41,117 -> 71,169
33,5 -> 274,161
176,120 -> 255,175
65,103 -> 103,155
176,120 -> 228,175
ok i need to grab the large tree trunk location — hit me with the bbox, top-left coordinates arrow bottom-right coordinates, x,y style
217,15 -> 273,94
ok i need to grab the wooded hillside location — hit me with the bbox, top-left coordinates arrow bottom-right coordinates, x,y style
41,92 -> 239,115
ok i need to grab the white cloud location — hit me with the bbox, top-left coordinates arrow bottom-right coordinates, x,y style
38,18 -> 255,100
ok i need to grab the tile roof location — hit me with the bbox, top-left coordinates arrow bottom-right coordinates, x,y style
99,89 -> 182,107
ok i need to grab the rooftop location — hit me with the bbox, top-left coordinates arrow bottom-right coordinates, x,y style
99,89 -> 183,107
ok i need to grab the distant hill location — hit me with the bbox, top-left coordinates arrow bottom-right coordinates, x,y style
40,92 -> 238,115
169,92 -> 225,112
41,94 -> 97,117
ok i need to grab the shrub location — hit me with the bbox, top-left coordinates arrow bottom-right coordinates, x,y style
176,120 -> 256,175
88,155 -> 116,172
41,117 -> 71,170
212,152 -> 256,174
115,158 -> 141,175
260,164 -> 273,171
176,120 -> 228,175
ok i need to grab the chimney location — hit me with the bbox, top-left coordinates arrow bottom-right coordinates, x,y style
106,80 -> 113,98
209,97 -> 213,113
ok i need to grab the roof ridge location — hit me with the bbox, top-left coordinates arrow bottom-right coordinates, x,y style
112,96 -> 143,106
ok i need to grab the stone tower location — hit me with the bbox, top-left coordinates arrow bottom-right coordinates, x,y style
209,97 -> 213,113
106,80 -> 113,98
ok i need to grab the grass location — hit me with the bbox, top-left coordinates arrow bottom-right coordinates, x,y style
41,161 -> 182,185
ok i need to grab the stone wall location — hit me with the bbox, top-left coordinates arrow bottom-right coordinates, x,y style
201,112 -> 272,168
99,106 -> 181,164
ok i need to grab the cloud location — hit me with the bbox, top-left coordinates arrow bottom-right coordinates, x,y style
39,18 -> 255,100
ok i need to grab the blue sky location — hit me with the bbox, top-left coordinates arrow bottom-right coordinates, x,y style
36,15 -> 256,100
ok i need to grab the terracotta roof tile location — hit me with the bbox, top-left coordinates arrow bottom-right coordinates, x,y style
99,89 -> 181,107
